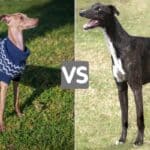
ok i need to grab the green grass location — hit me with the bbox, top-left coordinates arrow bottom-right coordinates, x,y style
75,0 -> 150,150
0,0 -> 74,149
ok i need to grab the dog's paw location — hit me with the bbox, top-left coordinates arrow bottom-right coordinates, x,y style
134,140 -> 143,146
0,124 -> 5,132
115,140 -> 124,145
16,112 -> 24,117
133,136 -> 143,146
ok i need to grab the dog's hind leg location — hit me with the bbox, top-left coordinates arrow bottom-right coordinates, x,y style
0,81 -> 8,132
128,66 -> 144,145
116,81 -> 128,144
132,86 -> 144,145
13,81 -> 23,117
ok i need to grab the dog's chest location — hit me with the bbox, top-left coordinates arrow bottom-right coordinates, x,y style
103,30 -> 126,82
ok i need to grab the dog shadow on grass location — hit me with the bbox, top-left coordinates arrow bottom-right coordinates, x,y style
23,0 -> 74,41
20,65 -> 61,111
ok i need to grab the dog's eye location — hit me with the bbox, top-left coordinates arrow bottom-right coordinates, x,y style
94,6 -> 100,10
98,8 -> 102,11
20,16 -> 24,20
96,8 -> 103,14
97,9 -> 104,15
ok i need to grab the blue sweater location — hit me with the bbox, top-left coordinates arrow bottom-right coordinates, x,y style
0,38 -> 30,84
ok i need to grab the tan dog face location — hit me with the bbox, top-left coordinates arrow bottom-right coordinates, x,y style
0,13 -> 39,30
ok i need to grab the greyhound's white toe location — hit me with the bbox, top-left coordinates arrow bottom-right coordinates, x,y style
115,140 -> 124,145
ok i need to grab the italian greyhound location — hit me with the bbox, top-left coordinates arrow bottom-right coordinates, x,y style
80,3 -> 150,146
0,13 -> 38,132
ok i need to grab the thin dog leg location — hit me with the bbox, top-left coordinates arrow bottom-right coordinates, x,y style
0,81 -> 8,132
128,66 -> 144,145
132,87 -> 144,145
13,81 -> 23,117
116,81 -> 128,144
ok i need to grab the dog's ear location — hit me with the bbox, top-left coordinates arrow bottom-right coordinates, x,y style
0,15 -> 6,22
0,15 -> 10,24
108,5 -> 120,16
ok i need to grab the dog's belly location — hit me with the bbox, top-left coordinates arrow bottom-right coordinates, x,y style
141,54 -> 150,84
142,66 -> 150,84
142,76 -> 150,84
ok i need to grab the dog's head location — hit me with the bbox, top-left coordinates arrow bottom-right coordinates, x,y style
79,3 -> 119,30
0,13 -> 39,30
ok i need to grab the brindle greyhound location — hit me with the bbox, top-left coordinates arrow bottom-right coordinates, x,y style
0,13 -> 38,131
80,3 -> 150,146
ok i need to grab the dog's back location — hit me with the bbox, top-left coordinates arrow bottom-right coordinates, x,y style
80,2 -> 149,145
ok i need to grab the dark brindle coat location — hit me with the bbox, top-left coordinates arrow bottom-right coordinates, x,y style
79,3 -> 150,146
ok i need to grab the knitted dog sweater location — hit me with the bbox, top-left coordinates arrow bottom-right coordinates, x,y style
0,38 -> 30,84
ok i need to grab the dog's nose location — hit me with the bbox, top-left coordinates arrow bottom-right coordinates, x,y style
79,10 -> 85,17
36,18 -> 39,25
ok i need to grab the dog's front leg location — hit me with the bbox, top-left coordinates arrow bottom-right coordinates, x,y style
0,81 -> 8,132
116,81 -> 128,144
13,81 -> 23,117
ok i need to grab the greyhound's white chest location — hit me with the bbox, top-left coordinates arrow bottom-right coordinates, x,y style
103,30 -> 126,82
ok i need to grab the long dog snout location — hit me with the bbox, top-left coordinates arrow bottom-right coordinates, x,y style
79,10 -> 86,17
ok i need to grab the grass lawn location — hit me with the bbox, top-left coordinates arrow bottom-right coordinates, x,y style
0,0 -> 74,149
75,0 -> 150,149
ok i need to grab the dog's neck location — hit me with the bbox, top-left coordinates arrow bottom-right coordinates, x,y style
8,27 -> 24,51
104,16 -> 129,45
102,16 -> 126,82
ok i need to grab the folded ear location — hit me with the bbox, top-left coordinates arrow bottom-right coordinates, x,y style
108,5 -> 120,16
0,15 -> 10,24
0,15 -> 6,21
